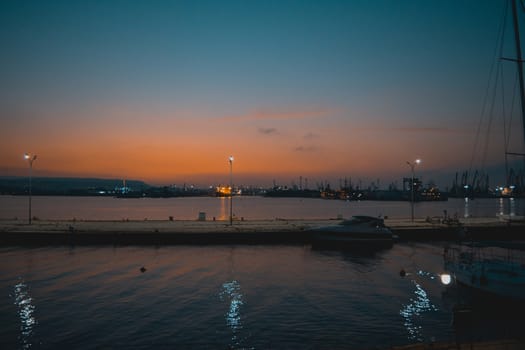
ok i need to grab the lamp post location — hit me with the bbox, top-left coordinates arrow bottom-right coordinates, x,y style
406,159 -> 421,222
229,156 -> 234,225
24,153 -> 37,225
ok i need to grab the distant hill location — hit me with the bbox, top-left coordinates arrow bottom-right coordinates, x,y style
0,176 -> 149,196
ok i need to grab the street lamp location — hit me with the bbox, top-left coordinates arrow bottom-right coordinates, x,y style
24,153 -> 37,225
406,159 -> 421,222
229,156 -> 234,225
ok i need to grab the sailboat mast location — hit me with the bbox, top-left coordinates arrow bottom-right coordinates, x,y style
511,0 -> 525,151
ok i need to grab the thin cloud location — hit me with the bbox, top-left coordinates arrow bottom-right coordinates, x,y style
294,145 -> 318,152
303,132 -> 320,139
258,127 -> 279,135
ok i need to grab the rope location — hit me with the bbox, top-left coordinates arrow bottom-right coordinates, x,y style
469,0 -> 509,178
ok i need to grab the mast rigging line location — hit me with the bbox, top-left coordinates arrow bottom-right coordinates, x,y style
469,0 -> 525,186
511,0 -> 525,158
469,0 -> 509,177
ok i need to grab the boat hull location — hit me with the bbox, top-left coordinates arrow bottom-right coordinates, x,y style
444,249 -> 525,301
308,216 -> 395,249
310,229 -> 394,249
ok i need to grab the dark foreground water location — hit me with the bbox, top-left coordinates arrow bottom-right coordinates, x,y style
2,243 -> 524,349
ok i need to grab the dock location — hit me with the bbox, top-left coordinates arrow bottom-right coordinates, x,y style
0,217 -> 523,246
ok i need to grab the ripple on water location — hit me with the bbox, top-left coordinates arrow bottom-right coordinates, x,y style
13,279 -> 37,349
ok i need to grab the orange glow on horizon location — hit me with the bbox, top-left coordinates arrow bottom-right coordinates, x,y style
0,104 -> 484,186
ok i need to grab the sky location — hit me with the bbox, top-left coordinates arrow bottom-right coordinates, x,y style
1,0 -> 524,188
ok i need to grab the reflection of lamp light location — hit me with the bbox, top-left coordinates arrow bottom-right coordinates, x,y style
406,159 -> 421,222
229,156 -> 234,225
440,274 -> 451,285
24,153 -> 37,225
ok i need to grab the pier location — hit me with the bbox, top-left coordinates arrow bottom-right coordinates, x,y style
0,217 -> 523,246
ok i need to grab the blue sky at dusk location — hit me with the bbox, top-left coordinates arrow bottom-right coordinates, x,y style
1,0 -> 523,188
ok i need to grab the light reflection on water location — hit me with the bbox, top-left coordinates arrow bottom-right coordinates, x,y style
498,197 -> 516,218
13,279 -> 37,349
220,280 -> 247,348
1,244 -> 523,348
400,280 -> 438,341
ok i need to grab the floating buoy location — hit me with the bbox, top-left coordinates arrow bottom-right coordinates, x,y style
399,269 -> 406,277
140,266 -> 146,273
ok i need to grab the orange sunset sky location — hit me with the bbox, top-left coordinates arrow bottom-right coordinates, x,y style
1,1 -> 523,188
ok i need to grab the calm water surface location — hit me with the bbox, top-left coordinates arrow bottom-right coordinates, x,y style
2,243 -> 523,349
1,196 -> 523,220
1,196 -> 524,348
1,244 -> 446,349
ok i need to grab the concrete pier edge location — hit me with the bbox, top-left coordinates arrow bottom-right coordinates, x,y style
0,217 -> 524,245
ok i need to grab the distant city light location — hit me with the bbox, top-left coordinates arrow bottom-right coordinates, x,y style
217,186 -> 232,195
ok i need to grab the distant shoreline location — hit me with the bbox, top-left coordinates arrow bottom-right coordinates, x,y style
3,175 -> 514,200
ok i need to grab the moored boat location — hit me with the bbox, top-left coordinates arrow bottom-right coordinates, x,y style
442,0 -> 525,301
444,244 -> 525,301
308,215 -> 395,248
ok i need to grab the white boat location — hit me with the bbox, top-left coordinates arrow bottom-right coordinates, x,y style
443,0 -> 525,300
444,244 -> 525,300
309,215 -> 395,248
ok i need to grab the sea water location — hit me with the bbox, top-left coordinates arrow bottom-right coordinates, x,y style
1,196 -> 524,348
0,195 -> 523,221
1,243 -> 524,349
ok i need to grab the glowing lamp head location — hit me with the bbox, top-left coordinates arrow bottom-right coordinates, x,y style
229,156 -> 234,162
440,274 -> 452,285
407,159 -> 421,167
24,153 -> 37,161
